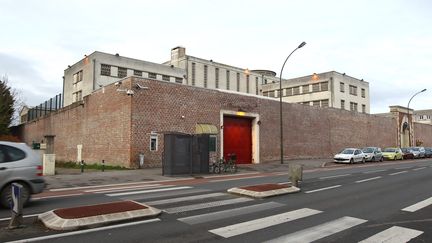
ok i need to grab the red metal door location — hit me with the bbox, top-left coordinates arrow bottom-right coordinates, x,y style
223,116 -> 252,164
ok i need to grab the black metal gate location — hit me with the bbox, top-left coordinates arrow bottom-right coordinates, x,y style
163,133 -> 209,176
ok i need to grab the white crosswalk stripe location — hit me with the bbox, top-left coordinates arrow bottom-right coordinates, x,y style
145,192 -> 226,205
209,208 -> 322,238
106,186 -> 193,197
359,226 -> 423,243
164,197 -> 253,214
402,196 -> 432,212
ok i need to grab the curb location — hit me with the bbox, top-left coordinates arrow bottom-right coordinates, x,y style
39,201 -> 161,230
227,184 -> 300,198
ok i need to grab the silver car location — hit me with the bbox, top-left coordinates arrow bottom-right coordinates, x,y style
0,141 -> 45,208
362,147 -> 384,162
334,148 -> 366,164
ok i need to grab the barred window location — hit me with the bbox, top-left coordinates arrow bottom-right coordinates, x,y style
361,88 -> 366,98
321,82 -> 329,91
204,65 -> 208,88
148,72 -> 157,79
350,102 -> 358,112
340,82 -> 345,92
321,99 -> 329,108
162,75 -> 170,81
262,91 -> 269,97
175,77 -> 182,83
215,68 -> 219,88
226,70 -> 230,89
118,67 -> 127,78
302,85 -> 309,93
236,72 -> 240,91
286,88 -> 293,96
312,83 -> 320,92
134,70 -> 142,77
362,104 -> 366,113
246,75 -> 250,93
101,64 -> 111,76
349,85 -> 357,96
341,100 -> 345,110
191,63 -> 196,86
313,100 -> 320,106
73,70 -> 83,83
293,86 -> 300,95
255,77 -> 259,95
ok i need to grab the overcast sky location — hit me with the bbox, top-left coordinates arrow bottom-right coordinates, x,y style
1,0 -> 431,113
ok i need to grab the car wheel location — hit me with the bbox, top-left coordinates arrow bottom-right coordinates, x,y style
350,158 -> 354,164
380,157 -> 383,162
0,182 -> 31,208
393,156 -> 397,161
362,158 -> 366,164
371,156 -> 375,162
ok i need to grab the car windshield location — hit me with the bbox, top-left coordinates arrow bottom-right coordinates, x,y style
362,148 -> 374,153
401,148 -> 410,153
411,148 -> 419,151
341,149 -> 355,154
383,148 -> 396,152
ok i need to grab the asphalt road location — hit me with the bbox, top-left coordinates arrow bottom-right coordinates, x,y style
1,159 -> 432,242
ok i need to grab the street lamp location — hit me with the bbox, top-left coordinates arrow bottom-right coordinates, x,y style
405,88 -> 427,146
279,41 -> 307,164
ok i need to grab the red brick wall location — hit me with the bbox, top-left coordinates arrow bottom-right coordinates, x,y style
22,83 -> 132,167
414,123 -> 432,147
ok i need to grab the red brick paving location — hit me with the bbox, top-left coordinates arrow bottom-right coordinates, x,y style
239,183 -> 290,192
54,201 -> 147,219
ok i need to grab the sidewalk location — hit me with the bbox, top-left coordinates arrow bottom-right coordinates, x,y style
44,158 -> 332,190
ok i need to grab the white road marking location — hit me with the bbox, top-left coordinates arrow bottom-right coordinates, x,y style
4,218 -> 160,243
305,185 -> 341,194
363,169 -> 386,174
265,216 -> 367,243
106,186 -> 192,197
119,188 -> 210,201
209,175 -> 266,182
202,172 -> 260,178
413,167 -> 426,171
84,184 -> 163,192
209,208 -> 322,238
319,174 -> 351,179
91,185 -> 172,194
402,196 -> 432,212
33,193 -> 83,200
389,171 -> 408,176
395,166 -> 412,170
164,197 -> 253,214
178,202 -> 285,225
355,176 -> 381,183
0,213 -> 40,222
145,192 -> 226,205
359,226 -> 423,243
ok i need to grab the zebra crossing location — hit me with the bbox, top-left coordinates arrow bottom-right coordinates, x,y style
101,184 -> 429,242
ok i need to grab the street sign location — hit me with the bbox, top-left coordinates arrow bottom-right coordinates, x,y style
9,183 -> 23,229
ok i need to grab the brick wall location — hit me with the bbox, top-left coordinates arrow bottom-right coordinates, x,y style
414,123 -> 432,146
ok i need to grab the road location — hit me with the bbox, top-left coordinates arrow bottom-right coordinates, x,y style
1,159 -> 432,242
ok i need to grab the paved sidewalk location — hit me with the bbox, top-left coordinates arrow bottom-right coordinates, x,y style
44,158 -> 332,189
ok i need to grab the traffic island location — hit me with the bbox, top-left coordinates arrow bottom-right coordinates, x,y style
39,200 -> 161,230
227,183 -> 300,198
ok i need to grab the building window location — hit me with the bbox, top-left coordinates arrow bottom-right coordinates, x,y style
349,85 -> 357,96
73,70 -> 83,84
162,75 -> 170,81
262,91 -> 269,97
303,102 -> 310,105
321,82 -> 329,91
226,70 -> 230,89
204,65 -> 208,88
321,99 -> 329,108
72,90 -> 82,102
191,63 -> 196,86
134,70 -> 142,77
293,86 -> 300,95
236,72 -> 240,91
286,88 -> 293,96
255,77 -> 259,95
362,104 -> 366,113
209,135 -> 217,152
341,100 -> 345,110
312,83 -> 319,92
270,90 -> 275,97
150,133 -> 158,151
246,75 -> 250,93
118,67 -> 127,78
175,77 -> 182,83
313,100 -> 320,106
215,68 -> 219,88
148,72 -> 157,79
361,88 -> 366,98
350,102 -> 358,112
101,64 -> 111,76
302,85 -> 309,93
340,82 -> 345,92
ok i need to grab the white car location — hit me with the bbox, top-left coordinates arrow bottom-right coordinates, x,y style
334,148 -> 366,164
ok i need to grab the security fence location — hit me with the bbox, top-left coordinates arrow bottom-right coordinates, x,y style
27,94 -> 62,122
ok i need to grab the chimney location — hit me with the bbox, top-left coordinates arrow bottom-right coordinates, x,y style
171,46 -> 186,67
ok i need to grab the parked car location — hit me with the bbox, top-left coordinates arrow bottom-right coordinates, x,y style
408,147 -> 425,159
0,141 -> 45,208
362,147 -> 383,162
382,147 -> 403,160
425,147 -> 432,158
334,148 -> 365,164
401,148 -> 415,160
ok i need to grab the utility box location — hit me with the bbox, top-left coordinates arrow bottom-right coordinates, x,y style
139,153 -> 144,168
288,164 -> 303,187
43,154 -> 56,176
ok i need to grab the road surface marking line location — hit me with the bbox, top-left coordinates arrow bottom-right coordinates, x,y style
305,185 -> 341,194
33,193 -> 83,200
179,202 -> 285,225
355,176 -> 381,183
402,196 -> 432,212
165,197 -> 253,213
84,184 -> 163,192
209,175 -> 266,182
412,167 -> 426,171
119,188 -> 210,201
202,172 -> 260,178
106,186 -> 192,197
359,226 -> 423,243
4,218 -> 160,243
91,185 -> 172,194
389,171 -> 408,176
395,166 -> 412,170
363,169 -> 386,174
265,216 -> 367,243
0,213 -> 40,222
145,192 -> 226,205
209,208 -> 322,238
319,174 -> 351,179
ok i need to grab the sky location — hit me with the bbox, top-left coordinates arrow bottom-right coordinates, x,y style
0,0 -> 431,114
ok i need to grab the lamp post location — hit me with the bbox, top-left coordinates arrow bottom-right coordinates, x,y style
280,41 -> 306,164
406,88 -> 427,146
